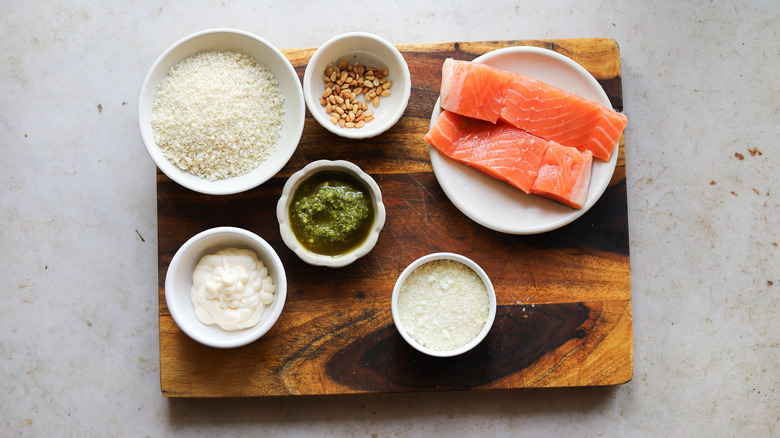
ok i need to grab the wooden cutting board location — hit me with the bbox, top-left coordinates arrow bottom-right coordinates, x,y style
157,38 -> 632,397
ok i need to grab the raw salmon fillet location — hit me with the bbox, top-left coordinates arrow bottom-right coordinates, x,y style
424,110 -> 548,194
425,110 -> 592,208
500,74 -> 626,161
440,58 -> 513,123
531,143 -> 593,209
439,58 -> 627,161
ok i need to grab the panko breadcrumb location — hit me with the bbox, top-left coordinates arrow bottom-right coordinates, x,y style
151,50 -> 284,181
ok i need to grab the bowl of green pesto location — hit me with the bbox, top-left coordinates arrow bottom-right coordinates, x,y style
277,160 -> 386,267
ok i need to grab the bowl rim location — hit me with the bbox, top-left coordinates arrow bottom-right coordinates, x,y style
302,31 -> 411,139
391,252 -> 497,357
276,159 -> 386,268
164,226 -> 287,348
138,28 -> 305,195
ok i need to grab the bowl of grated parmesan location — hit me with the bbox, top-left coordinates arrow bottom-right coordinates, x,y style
139,29 -> 305,195
391,252 -> 497,357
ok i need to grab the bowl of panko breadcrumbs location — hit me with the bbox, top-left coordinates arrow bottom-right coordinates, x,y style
303,32 -> 411,139
139,28 -> 305,195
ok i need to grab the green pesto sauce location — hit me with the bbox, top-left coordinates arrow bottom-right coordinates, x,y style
289,171 -> 375,256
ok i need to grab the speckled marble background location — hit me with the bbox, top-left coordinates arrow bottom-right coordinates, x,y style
1,1 -> 778,436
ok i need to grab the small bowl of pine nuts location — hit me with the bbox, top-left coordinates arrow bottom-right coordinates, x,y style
303,32 -> 411,139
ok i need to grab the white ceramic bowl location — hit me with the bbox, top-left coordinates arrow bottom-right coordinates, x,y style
164,227 -> 287,348
276,160 -> 386,268
391,252 -> 497,357
303,32 -> 411,139
139,28 -> 305,195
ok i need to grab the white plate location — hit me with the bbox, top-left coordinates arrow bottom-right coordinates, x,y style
429,46 -> 619,234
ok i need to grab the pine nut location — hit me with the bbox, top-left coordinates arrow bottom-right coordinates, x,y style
322,59 -> 393,129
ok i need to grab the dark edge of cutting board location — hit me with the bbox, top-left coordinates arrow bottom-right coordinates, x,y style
157,38 -> 632,397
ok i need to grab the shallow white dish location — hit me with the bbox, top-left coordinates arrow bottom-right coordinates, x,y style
303,32 -> 411,139
391,252 -> 496,358
139,28 -> 305,195
165,227 -> 287,348
429,46 -> 619,234
276,160 -> 386,268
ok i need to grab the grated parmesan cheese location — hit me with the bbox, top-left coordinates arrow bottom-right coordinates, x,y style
151,50 -> 285,181
397,259 -> 489,351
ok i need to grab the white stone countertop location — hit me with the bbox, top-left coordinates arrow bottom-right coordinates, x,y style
1,1 -> 777,436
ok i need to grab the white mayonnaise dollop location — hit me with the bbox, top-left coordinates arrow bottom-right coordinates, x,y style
190,248 -> 275,331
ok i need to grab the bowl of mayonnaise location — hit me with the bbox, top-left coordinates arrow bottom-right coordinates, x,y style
165,226 -> 287,348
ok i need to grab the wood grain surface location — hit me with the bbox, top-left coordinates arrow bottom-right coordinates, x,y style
157,38 -> 632,397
